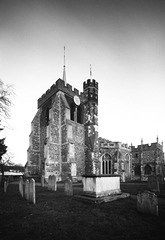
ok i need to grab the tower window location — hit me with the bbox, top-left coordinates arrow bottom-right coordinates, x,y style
45,107 -> 50,125
77,106 -> 82,124
70,103 -> 75,121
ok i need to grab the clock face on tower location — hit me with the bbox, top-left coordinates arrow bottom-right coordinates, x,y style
74,95 -> 80,106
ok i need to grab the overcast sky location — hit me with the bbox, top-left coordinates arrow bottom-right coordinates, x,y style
0,0 -> 165,165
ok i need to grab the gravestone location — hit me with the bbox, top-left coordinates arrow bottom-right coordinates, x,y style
25,179 -> 30,200
48,175 -> 52,190
121,172 -> 125,182
6,176 -> 10,188
64,179 -> 73,196
52,175 -> 57,191
29,178 -> 36,204
156,174 -> 164,184
147,175 -> 160,192
19,176 -> 24,197
50,175 -> 53,190
41,175 -> 44,187
4,181 -> 7,193
137,191 -> 158,216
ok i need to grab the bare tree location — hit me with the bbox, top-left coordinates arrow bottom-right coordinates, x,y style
0,79 -> 14,127
0,140 -> 8,186
0,79 -> 14,186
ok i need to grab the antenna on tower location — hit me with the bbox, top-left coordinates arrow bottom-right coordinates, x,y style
63,46 -> 66,83
90,64 -> 92,80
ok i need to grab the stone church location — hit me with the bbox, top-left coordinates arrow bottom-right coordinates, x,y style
26,59 -> 100,181
25,61 -> 164,182
131,138 -> 164,181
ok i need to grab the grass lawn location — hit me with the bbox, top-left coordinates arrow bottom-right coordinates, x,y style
0,181 -> 165,240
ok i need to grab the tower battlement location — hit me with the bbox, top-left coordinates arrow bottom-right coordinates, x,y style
83,79 -> 98,91
131,142 -> 163,151
38,78 -> 81,108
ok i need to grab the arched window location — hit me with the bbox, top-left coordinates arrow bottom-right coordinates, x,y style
70,102 -> 83,123
70,103 -> 75,121
77,106 -> 83,124
102,153 -> 112,175
144,164 -> 152,175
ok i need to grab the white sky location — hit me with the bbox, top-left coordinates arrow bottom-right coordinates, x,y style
0,0 -> 165,165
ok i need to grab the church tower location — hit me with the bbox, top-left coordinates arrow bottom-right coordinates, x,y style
83,66 -> 99,175
26,55 -> 100,181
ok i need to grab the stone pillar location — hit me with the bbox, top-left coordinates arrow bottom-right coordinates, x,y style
19,176 -> 24,197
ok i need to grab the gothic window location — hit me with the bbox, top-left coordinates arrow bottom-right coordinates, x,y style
70,102 -> 75,121
77,106 -> 83,124
102,153 -> 112,175
70,102 -> 82,124
144,164 -> 152,175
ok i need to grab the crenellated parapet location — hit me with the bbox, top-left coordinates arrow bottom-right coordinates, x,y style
83,79 -> 98,104
83,79 -> 98,90
99,140 -> 131,150
38,78 -> 82,108
131,142 -> 163,151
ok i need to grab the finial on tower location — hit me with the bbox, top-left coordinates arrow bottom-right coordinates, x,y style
90,64 -> 92,80
63,46 -> 66,83
157,135 -> 159,143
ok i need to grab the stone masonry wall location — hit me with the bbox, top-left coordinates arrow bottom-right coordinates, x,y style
66,120 -> 85,180
26,109 -> 41,175
45,93 -> 61,181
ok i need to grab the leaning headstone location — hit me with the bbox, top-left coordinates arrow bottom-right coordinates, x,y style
19,176 -> 24,198
25,179 -> 30,200
64,179 -> 73,196
29,178 -> 36,204
52,175 -> 57,191
147,175 -> 160,192
137,191 -> 158,216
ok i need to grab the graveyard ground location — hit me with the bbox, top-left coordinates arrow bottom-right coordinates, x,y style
0,181 -> 165,240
